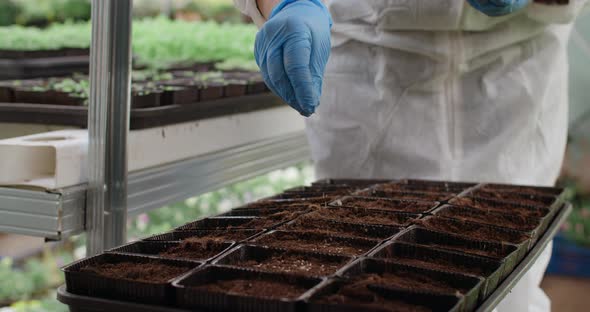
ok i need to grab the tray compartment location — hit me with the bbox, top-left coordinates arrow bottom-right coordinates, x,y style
62,253 -> 199,305
450,196 -> 551,218
308,206 -> 419,227
250,230 -> 380,257
340,258 -> 483,311
306,279 -> 462,312
144,229 -> 263,243
354,189 -> 454,202
433,205 -> 542,232
108,240 -> 233,263
175,217 -> 258,231
214,244 -> 353,277
280,216 -> 401,240
369,241 -> 505,300
395,227 -> 519,270
331,196 -> 439,214
173,266 -> 321,312
469,189 -> 561,209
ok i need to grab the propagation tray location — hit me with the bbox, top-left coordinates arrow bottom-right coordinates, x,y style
57,179 -> 571,312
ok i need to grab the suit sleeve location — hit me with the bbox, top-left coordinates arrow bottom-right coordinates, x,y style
527,0 -> 590,24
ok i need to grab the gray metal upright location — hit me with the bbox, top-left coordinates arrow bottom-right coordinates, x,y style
87,0 -> 133,256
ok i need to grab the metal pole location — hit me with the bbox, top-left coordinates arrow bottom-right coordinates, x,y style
87,0 -> 133,256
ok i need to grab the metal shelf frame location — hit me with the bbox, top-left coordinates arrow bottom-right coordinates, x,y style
0,131 -> 310,240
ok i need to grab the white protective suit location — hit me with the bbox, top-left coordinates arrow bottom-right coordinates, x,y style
235,0 -> 589,311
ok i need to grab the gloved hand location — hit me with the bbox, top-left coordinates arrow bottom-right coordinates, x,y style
467,0 -> 531,16
255,0 -> 332,117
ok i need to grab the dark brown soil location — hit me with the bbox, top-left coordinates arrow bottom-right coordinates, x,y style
191,278 -> 307,299
381,255 -> 487,277
337,198 -> 435,213
80,261 -> 188,283
375,183 -> 462,194
356,190 -> 452,202
240,252 -> 346,276
314,282 -> 432,312
253,232 -> 375,256
418,241 -> 508,259
309,208 -> 414,226
181,230 -> 255,243
417,217 -> 530,244
159,241 -> 227,260
472,190 -> 554,207
351,272 -> 468,294
481,185 -> 561,197
240,209 -> 305,229
282,216 -> 396,240
436,206 -> 540,231
240,201 -> 324,210
450,197 -> 547,218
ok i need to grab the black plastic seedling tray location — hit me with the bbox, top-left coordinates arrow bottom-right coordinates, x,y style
144,229 -> 263,243
395,227 -> 519,270
108,240 -> 233,263
339,259 -> 483,311
368,241 -> 505,300
172,266 -> 322,312
417,216 -> 532,260
310,206 -> 420,227
250,230 -> 381,257
62,253 -> 200,305
0,93 -> 283,129
213,244 -> 354,277
432,204 -> 543,232
280,216 -> 401,241
331,196 -> 439,214
354,188 -> 455,202
175,217 -> 258,231
305,279 -> 464,312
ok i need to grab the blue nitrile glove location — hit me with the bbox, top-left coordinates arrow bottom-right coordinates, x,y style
467,0 -> 530,16
255,0 -> 332,117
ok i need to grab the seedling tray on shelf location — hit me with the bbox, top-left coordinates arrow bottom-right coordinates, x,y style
58,179 -> 571,312
0,55 -> 89,80
0,93 -> 282,130
308,206 -> 420,227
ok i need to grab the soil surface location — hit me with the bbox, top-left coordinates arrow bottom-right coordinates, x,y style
192,278 -> 308,299
309,208 -> 414,226
356,190 -> 452,202
472,190 -> 554,207
253,232 -> 375,256
181,230 -> 257,243
80,260 -> 189,283
350,272 -> 468,294
159,241 -> 227,260
314,282 -> 432,312
379,255 -> 488,277
239,252 -> 347,276
415,240 -> 511,259
240,201 -> 324,210
481,185 -> 560,197
437,206 -> 540,231
240,210 -> 305,229
282,216 -> 396,240
375,183 -> 464,194
337,198 -> 435,213
417,217 -> 530,244
450,197 -> 548,218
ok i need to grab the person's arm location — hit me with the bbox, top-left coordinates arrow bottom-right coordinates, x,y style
526,0 -> 589,24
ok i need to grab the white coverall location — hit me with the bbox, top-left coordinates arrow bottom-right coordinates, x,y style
234,0 -> 589,311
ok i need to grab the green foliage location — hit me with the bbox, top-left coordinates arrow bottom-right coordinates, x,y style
0,1 -> 20,27
558,180 -> 590,246
2,292 -> 68,312
0,251 -> 73,304
10,0 -> 90,26
0,17 -> 257,70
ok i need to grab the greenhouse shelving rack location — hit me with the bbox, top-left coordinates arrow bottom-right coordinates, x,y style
0,130 -> 310,240
0,0 -> 310,252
